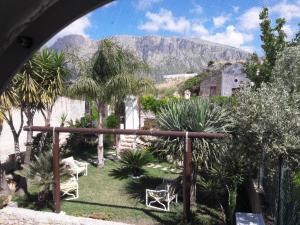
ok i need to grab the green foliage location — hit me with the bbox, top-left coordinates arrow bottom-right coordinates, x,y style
245,7 -> 287,87
15,150 -> 69,207
63,116 -> 97,156
119,149 -> 154,176
179,72 -> 209,94
272,46 -> 300,93
155,98 -> 230,166
104,115 -> 119,128
231,82 -> 300,172
31,132 -> 53,158
210,96 -> 237,108
140,95 -> 178,114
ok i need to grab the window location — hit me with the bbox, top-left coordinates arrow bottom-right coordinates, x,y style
210,86 -> 217,96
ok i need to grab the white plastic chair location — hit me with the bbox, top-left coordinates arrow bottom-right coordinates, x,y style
60,176 -> 79,200
62,156 -> 88,180
146,180 -> 178,211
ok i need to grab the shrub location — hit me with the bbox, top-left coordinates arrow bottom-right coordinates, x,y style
15,150 -> 69,208
104,115 -> 119,128
119,149 -> 154,176
31,132 -> 53,159
63,115 -> 97,157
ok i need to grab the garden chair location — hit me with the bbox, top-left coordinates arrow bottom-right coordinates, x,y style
60,176 -> 79,200
145,179 -> 178,211
62,156 -> 88,180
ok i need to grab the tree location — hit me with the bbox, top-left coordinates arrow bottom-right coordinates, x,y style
272,46 -> 300,93
16,150 -> 68,208
19,49 -> 68,164
67,39 -> 148,167
155,98 -> 230,202
0,81 -> 24,163
245,7 -> 287,87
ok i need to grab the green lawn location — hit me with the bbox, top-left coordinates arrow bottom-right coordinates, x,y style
15,148 -> 224,225
61,159 -> 182,224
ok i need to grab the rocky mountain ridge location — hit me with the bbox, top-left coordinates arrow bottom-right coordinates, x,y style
51,34 -> 249,79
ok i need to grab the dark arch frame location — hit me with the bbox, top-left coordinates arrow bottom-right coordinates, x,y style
0,0 -> 112,93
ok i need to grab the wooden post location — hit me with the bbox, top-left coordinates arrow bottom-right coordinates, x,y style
183,137 -> 192,221
52,130 -> 60,213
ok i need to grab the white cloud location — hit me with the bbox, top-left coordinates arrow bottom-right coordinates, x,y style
190,2 -> 203,14
102,1 -> 118,8
240,45 -> 256,53
233,6 -> 239,13
238,7 -> 261,30
135,0 -> 162,11
201,25 -> 254,48
139,9 -> 191,33
192,24 -> 209,35
213,15 -> 230,28
46,16 -> 91,46
271,1 -> 300,20
283,24 -> 295,40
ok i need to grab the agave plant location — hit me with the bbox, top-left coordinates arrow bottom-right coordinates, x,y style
119,149 -> 154,177
16,150 -> 69,208
155,98 -> 230,203
155,98 -> 230,166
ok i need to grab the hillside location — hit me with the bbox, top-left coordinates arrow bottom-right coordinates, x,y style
51,34 -> 249,80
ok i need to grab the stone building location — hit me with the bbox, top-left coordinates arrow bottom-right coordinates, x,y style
196,63 -> 250,97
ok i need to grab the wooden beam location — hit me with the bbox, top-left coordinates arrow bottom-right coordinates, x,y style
183,137 -> 192,221
52,130 -> 60,213
24,126 -> 227,139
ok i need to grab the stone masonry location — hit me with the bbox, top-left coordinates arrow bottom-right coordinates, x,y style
0,207 -> 130,225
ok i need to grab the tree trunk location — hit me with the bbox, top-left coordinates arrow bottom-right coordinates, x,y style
138,97 -> 141,129
45,106 -> 52,127
24,109 -> 34,164
12,133 -> 21,164
191,165 -> 197,204
4,110 -> 23,165
97,103 -> 106,168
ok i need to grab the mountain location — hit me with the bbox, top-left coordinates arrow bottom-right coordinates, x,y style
51,34 -> 250,79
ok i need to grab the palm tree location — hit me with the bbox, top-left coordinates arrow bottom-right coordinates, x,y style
155,98 -> 230,202
16,49 -> 68,164
67,39 -> 148,168
0,81 -> 23,163
16,150 -> 69,208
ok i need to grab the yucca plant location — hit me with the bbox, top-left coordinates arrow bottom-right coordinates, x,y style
156,98 -> 230,166
155,98 -> 230,203
119,149 -> 154,177
16,150 -> 69,208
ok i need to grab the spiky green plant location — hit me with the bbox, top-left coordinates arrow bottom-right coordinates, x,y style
155,98 -> 230,166
16,151 -> 69,208
119,149 -> 154,176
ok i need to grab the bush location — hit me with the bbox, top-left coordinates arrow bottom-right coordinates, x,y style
104,115 -> 119,128
120,149 -> 154,176
31,132 -> 53,159
63,115 -> 97,156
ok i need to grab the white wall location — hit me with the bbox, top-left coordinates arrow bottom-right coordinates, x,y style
0,97 -> 85,162
124,96 -> 139,130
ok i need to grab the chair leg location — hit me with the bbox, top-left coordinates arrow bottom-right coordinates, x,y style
176,194 -> 178,203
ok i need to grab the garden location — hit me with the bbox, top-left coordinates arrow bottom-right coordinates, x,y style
0,7 -> 300,225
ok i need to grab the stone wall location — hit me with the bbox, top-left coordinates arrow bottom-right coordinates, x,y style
0,97 -> 85,162
0,206 -> 129,225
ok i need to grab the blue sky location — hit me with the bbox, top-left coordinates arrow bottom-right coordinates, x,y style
48,0 -> 300,54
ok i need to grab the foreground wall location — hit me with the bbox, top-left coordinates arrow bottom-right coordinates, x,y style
0,97 -> 85,162
0,206 -> 129,225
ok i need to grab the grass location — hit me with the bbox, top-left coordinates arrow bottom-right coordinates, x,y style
14,148 -> 225,225
61,160 -> 181,224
